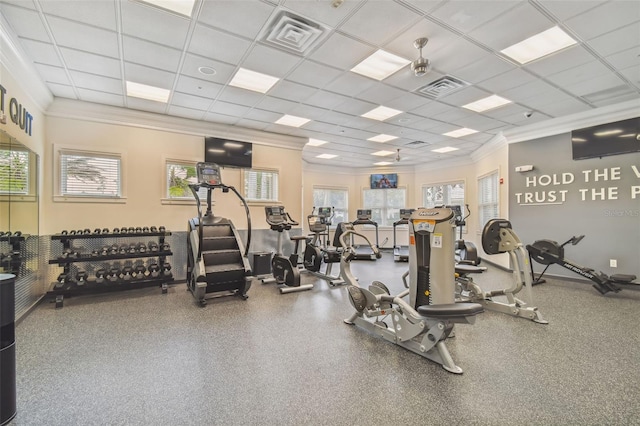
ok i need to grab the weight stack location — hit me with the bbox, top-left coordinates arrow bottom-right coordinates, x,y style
0,274 -> 17,426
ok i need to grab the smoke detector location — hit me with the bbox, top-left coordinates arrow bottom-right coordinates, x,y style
411,38 -> 431,77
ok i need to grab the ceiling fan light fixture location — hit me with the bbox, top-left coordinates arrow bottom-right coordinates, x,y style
411,37 -> 431,77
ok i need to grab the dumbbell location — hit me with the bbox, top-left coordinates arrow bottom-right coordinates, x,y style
128,227 -> 135,233
128,243 -> 138,254
161,242 -> 170,252
135,227 -> 142,234
142,227 -> 150,233
13,231 -> 22,237
76,270 -> 88,286
137,242 -> 147,253
134,265 -> 147,279
161,263 -> 172,278
61,230 -> 69,236
148,242 -> 159,252
148,263 -> 160,278
91,249 -> 100,257
110,244 -> 119,255
94,228 -> 102,235
107,267 -> 120,282
55,273 -> 66,289
159,226 -> 166,233
83,229 -> 91,235
101,246 -> 109,256
150,226 -> 158,233
102,228 -> 110,234
119,244 -> 128,255
69,230 -> 77,235
95,269 -> 107,284
112,228 -> 120,234
76,230 -> 85,235
121,266 -> 134,281
61,248 -> 74,259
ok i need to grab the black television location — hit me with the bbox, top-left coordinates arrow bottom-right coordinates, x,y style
204,137 -> 253,168
370,173 -> 398,189
571,117 -> 639,160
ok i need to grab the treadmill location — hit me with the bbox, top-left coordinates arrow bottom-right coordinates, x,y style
393,208 -> 415,262
350,209 -> 379,260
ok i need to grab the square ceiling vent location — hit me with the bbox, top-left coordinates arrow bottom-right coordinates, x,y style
415,76 -> 469,99
261,11 -> 327,55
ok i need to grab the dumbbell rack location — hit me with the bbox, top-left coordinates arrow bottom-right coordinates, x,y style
0,233 -> 26,276
48,229 -> 173,308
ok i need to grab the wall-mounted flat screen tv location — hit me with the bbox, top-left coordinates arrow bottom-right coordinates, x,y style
204,137 -> 253,168
571,117 -> 639,160
370,173 -> 398,189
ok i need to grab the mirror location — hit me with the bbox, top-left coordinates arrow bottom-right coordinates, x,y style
0,129 -> 39,276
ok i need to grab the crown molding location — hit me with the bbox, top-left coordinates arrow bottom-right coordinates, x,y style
46,98 -> 307,150
469,133 -> 507,163
0,15 -> 53,113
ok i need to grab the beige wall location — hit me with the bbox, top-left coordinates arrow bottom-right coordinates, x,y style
42,116 -> 303,234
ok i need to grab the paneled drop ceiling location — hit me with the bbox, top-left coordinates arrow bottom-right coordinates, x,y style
1,0 -> 638,167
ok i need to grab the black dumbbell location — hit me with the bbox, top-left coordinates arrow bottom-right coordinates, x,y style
137,242 -> 147,253
148,242 -> 159,252
159,226 -> 166,233
69,230 -> 77,235
61,230 -> 69,235
55,273 -> 66,289
161,242 -> 170,252
142,226 -> 150,233
101,246 -> 109,256
150,226 -> 158,233
134,265 -> 147,279
110,244 -> 119,255
161,263 -> 172,278
128,227 -> 135,233
102,228 -> 110,234
107,267 -> 120,282
13,231 -> 22,237
135,227 -> 142,234
95,269 -> 106,284
94,228 -> 102,234
113,228 -> 120,234
61,248 -> 73,259
128,243 -> 137,254
121,266 -> 134,281
148,263 -> 160,278
83,229 -> 91,235
119,244 -> 128,255
91,249 -> 100,257
76,270 -> 88,286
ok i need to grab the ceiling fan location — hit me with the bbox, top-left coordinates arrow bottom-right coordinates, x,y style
411,38 -> 431,77
396,149 -> 401,162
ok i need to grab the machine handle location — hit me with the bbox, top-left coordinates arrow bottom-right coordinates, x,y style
285,212 -> 299,227
571,235 -> 585,245
339,229 -> 379,257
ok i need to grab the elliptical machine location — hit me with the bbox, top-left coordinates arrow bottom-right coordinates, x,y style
303,207 -> 345,286
263,205 -> 313,294
187,162 -> 252,307
343,208 -> 484,374
447,204 -> 481,266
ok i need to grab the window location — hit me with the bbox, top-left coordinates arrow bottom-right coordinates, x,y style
0,149 -> 29,194
244,169 -> 278,202
166,161 -> 206,200
60,151 -> 121,197
423,181 -> 466,232
478,171 -> 499,228
363,188 -> 406,227
312,187 -> 348,224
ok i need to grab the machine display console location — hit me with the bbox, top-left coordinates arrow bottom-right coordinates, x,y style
196,162 -> 222,186
357,209 -> 372,220
318,207 -> 332,218
265,206 -> 285,224
400,209 -> 415,219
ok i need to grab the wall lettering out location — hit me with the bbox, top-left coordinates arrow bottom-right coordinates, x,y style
0,83 -> 34,136
515,166 -> 640,205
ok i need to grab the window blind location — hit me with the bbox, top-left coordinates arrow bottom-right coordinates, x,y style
478,172 -> 499,228
244,169 -> 278,201
60,152 -> 121,197
363,188 -> 406,226
312,187 -> 349,223
0,149 -> 29,194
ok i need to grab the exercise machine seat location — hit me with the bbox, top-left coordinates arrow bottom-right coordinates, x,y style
611,274 -> 636,283
455,264 -> 486,275
417,302 -> 484,319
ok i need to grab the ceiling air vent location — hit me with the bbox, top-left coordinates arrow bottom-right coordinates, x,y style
261,11 -> 327,55
415,75 -> 469,99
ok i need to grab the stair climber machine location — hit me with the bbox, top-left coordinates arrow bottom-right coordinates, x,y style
526,235 -> 638,295
263,205 -> 314,294
342,208 -> 484,374
392,208 -> 414,262
303,207 -> 346,286
350,209 -> 380,260
187,162 -> 252,307
454,219 -> 548,324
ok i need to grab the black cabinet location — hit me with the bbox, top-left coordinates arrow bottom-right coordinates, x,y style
0,274 -> 17,426
48,229 -> 174,308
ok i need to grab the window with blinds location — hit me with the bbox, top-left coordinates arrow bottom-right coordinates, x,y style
166,161 -> 206,199
312,187 -> 348,224
478,171 -> 499,228
244,169 -> 278,201
363,188 -> 406,227
60,152 -> 121,197
423,181 -> 466,232
0,149 -> 29,194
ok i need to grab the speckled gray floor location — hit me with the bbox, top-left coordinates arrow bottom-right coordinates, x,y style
9,254 -> 640,425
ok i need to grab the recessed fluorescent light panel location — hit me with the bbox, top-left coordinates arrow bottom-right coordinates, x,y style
275,114 -> 311,127
229,68 -> 279,93
361,106 -> 403,121
126,81 -> 170,103
501,26 -> 577,64
368,134 -> 398,143
374,161 -> 393,166
307,138 -> 328,146
443,128 -> 478,138
462,95 -> 512,112
432,146 -> 459,153
316,154 -> 337,159
371,150 -> 395,156
351,49 -> 411,81
137,0 -> 196,17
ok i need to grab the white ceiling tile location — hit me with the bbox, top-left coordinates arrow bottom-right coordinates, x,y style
535,0 -> 606,21
174,76 -> 223,100
453,55 -> 516,85
241,44 -> 301,78
437,86 -> 492,106
520,89 -> 582,110
605,46 -> 640,70
46,16 -> 119,58
171,92 -> 213,111
46,83 -> 77,98
124,62 -> 175,89
411,100 -> 456,118
431,107 -> 476,125
40,0 -> 117,31
565,74 -> 628,97
477,68 -> 537,94
311,32 -> 374,71
126,97 -> 167,114
546,60 -> 613,87
292,104 -> 329,121
501,79 -> 564,103
385,68 -> 440,91
403,116 -> 442,131
123,36 -> 182,72
430,1 -> 520,34
188,24 -> 252,65
256,96 -> 299,114
355,84 -> 407,105
120,0 -> 190,50
587,23 -> 640,57
59,47 -> 121,78
168,105 -> 206,121
180,53 -> 238,84
281,0 -> 365,27
69,70 -> 122,94
286,61 -> 342,88
535,98 -> 592,117
591,91 -> 639,107
234,118 -> 269,130
620,65 -> 640,85
385,93 -> 430,112
270,80 -> 317,103
76,88 -> 124,107
339,1 -> 422,46
481,102 -> 531,120
324,72 -> 377,97
565,1 -> 640,40
1,5 -> 50,42
204,111 -> 239,125
304,91 -> 352,110
19,39 -> 62,66
217,86 -> 263,107
383,19 -> 459,61
33,63 -> 71,85
428,38 -> 489,73
468,3 -> 555,50
459,114 -> 508,132
524,46 -> 595,77
198,0 -> 276,39
209,101 -> 251,117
